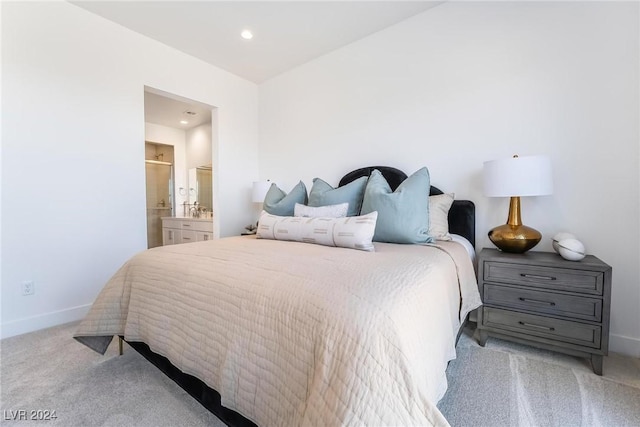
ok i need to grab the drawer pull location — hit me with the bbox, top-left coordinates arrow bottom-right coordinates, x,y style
183,237 -> 191,240
520,273 -> 556,281
518,297 -> 556,306
183,224 -> 191,227
518,321 -> 555,332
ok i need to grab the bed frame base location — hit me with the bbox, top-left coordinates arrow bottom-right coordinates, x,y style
123,338 -> 257,427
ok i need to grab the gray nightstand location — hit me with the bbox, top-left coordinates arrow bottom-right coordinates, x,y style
476,248 -> 612,375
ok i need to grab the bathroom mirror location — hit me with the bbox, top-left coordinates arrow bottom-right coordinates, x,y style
188,165 -> 213,212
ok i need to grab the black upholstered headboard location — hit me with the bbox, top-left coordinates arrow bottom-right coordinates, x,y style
339,166 -> 476,247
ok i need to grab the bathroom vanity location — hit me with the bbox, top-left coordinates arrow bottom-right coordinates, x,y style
162,217 -> 213,245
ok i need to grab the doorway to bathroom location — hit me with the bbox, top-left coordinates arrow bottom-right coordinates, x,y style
143,87 -> 215,249
145,142 -> 174,248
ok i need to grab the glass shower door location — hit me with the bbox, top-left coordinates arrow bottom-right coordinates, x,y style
145,160 -> 173,248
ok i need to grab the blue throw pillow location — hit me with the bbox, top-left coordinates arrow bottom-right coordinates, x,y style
308,176 -> 368,217
360,168 -> 432,244
263,181 -> 308,216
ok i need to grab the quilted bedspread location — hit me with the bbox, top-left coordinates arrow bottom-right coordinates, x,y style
75,236 -> 481,427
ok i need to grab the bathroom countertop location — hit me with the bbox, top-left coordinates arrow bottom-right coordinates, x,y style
161,216 -> 213,222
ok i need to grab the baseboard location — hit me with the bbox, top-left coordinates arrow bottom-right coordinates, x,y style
0,304 -> 91,340
609,333 -> 640,358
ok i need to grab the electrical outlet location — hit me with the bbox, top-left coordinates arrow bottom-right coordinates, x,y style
22,281 -> 35,296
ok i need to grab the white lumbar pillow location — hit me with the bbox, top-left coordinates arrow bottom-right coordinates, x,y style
557,238 -> 585,261
256,210 -> 378,251
552,232 -> 577,253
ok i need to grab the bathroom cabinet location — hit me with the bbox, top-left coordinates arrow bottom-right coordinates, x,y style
162,217 -> 213,245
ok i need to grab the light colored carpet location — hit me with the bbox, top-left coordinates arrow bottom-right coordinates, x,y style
0,323 -> 224,426
439,327 -> 640,426
1,322 -> 639,426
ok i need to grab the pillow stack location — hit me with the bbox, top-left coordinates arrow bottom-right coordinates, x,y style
258,167 -> 455,249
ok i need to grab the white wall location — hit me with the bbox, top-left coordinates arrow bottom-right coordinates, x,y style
1,2 -> 259,337
186,123 -> 213,170
259,2 -> 640,356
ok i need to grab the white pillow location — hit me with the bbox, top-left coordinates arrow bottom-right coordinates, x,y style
257,211 -> 378,252
294,202 -> 348,218
429,193 -> 454,241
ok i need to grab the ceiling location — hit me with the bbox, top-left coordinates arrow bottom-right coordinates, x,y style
144,91 -> 213,130
72,1 -> 443,83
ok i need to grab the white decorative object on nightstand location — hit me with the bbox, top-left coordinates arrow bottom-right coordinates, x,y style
557,238 -> 586,261
552,232 -> 576,253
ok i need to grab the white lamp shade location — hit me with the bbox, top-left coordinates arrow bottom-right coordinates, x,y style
252,180 -> 272,203
483,155 -> 553,197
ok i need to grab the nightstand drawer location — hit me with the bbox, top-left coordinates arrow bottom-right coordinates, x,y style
483,307 -> 601,349
484,262 -> 603,295
483,284 -> 602,322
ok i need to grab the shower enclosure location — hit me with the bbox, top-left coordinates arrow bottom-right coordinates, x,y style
145,143 -> 174,248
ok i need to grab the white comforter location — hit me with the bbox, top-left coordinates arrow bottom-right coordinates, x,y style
75,236 -> 481,426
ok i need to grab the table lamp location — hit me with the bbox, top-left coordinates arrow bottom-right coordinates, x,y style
246,180 -> 272,234
483,155 -> 553,253
252,180 -> 271,204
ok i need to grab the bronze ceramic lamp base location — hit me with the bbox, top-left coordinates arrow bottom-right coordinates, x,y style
488,196 -> 542,253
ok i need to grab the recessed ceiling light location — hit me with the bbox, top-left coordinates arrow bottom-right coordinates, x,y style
241,29 -> 253,40
180,120 -> 189,125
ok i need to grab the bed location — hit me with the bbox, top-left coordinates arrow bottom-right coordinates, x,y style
75,166 -> 482,427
